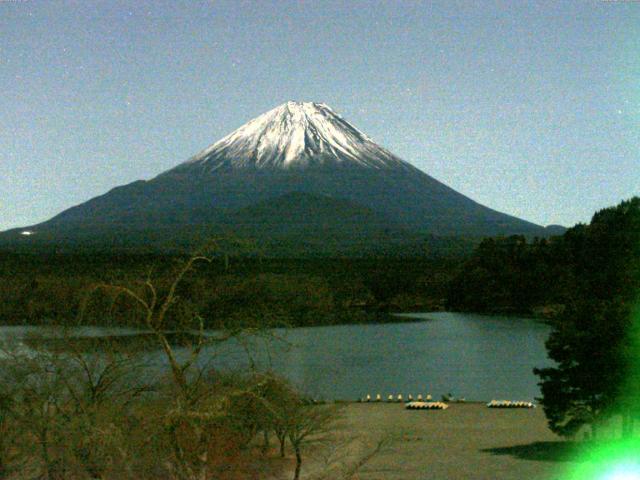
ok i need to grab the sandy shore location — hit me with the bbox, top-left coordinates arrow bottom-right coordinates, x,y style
328,402 -> 579,480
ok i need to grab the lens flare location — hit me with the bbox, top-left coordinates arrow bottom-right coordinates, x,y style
602,465 -> 640,480
561,439 -> 640,480
559,303 -> 640,480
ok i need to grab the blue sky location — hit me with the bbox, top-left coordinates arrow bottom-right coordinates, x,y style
1,0 -> 638,230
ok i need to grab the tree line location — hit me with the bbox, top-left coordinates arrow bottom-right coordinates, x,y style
0,253 -> 459,328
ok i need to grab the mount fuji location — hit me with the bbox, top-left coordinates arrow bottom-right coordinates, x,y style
2,101 -> 554,253
173,101 -> 412,171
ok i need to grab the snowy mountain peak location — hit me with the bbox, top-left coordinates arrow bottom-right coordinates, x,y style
173,102 -> 413,172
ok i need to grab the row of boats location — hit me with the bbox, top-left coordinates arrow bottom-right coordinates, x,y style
361,394 -> 433,403
486,400 -> 535,409
406,401 -> 448,410
359,395 -> 536,409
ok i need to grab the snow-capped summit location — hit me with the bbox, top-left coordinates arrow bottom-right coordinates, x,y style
174,101 -> 413,172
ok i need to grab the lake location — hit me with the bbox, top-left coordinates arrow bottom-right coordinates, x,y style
0,312 -> 552,402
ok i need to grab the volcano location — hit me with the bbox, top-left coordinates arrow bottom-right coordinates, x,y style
2,101 -> 552,253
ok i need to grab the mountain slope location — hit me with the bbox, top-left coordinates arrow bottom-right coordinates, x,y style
229,191 -> 395,233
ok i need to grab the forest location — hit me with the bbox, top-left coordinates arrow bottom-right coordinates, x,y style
448,197 -> 640,318
0,250 -> 459,328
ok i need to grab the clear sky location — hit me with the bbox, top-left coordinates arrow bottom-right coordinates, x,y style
1,0 -> 638,231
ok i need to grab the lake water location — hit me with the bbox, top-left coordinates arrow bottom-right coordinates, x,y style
0,312 -> 552,402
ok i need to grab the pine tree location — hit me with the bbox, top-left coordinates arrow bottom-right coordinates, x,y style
534,197 -> 640,438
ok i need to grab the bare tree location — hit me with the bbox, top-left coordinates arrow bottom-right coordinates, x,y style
77,241 -> 284,480
81,240 -> 258,405
0,329 -> 152,480
306,434 -> 395,480
286,403 -> 340,480
0,347 -> 76,480
57,336 -> 151,479
84,253 -> 213,405
338,436 -> 394,480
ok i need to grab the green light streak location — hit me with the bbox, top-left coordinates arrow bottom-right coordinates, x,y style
559,305 -> 640,479
562,438 -> 640,480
